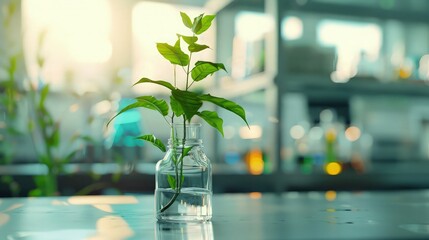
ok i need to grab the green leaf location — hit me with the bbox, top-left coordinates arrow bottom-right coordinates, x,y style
179,35 -> 198,44
156,42 -> 189,66
174,37 -> 181,48
192,14 -> 203,34
136,134 -> 166,152
199,94 -> 249,127
170,95 -> 184,117
167,175 -> 176,190
171,89 -> 202,121
183,146 -> 194,156
180,12 -> 193,28
191,61 -> 226,81
133,77 -> 175,91
48,124 -> 60,147
196,15 -> 215,35
197,111 -> 224,136
188,43 -> 210,53
107,99 -> 167,127
39,155 -> 52,167
29,188 -> 43,197
9,55 -> 17,75
64,149 -> 79,163
39,84 -> 50,108
136,96 -> 169,116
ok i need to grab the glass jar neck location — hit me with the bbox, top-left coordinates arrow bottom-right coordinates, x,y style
168,123 -> 203,148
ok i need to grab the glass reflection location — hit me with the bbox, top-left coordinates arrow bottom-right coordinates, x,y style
67,195 -> 138,205
0,213 -> 10,226
156,222 -> 213,240
88,216 -> 134,240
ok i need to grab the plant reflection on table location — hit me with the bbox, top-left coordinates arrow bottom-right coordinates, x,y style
156,221 -> 213,240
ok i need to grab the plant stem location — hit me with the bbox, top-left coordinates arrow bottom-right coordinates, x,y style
160,45 -> 192,213
186,53 -> 193,90
160,125 -> 179,213
160,117 -> 187,213
173,65 -> 177,87
160,189 -> 180,213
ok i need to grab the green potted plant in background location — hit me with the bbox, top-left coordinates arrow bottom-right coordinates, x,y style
0,0 -> 22,196
108,11 -> 248,222
27,32 -> 95,196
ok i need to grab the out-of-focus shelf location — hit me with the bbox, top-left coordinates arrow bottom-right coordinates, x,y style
283,0 -> 429,23
212,72 -> 274,98
3,162 -> 429,196
278,74 -> 429,98
218,0 -> 429,23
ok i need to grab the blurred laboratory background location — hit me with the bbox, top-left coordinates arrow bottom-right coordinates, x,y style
1,0 -> 429,196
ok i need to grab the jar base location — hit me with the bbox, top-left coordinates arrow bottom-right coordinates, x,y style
157,215 -> 212,222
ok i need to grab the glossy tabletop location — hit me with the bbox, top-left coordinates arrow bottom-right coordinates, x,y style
1,190 -> 429,239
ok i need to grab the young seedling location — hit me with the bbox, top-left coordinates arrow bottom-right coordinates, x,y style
108,12 -> 248,213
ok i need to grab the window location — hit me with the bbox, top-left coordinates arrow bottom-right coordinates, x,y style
317,20 -> 382,82
22,0 -> 112,93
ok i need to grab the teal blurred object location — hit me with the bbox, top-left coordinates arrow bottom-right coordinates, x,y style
112,99 -> 144,147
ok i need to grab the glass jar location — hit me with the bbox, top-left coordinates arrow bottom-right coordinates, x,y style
155,123 -> 212,222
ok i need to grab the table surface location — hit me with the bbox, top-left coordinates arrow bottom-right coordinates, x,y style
1,190 -> 429,239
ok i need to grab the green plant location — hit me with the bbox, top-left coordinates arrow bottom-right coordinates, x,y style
27,32 -> 92,196
108,12 -> 248,213
0,0 -> 23,196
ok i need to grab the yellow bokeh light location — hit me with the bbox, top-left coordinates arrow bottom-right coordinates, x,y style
325,190 -> 337,201
249,192 -> 262,199
325,129 -> 336,142
399,66 -> 412,79
325,162 -> 342,175
245,149 -> 264,175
